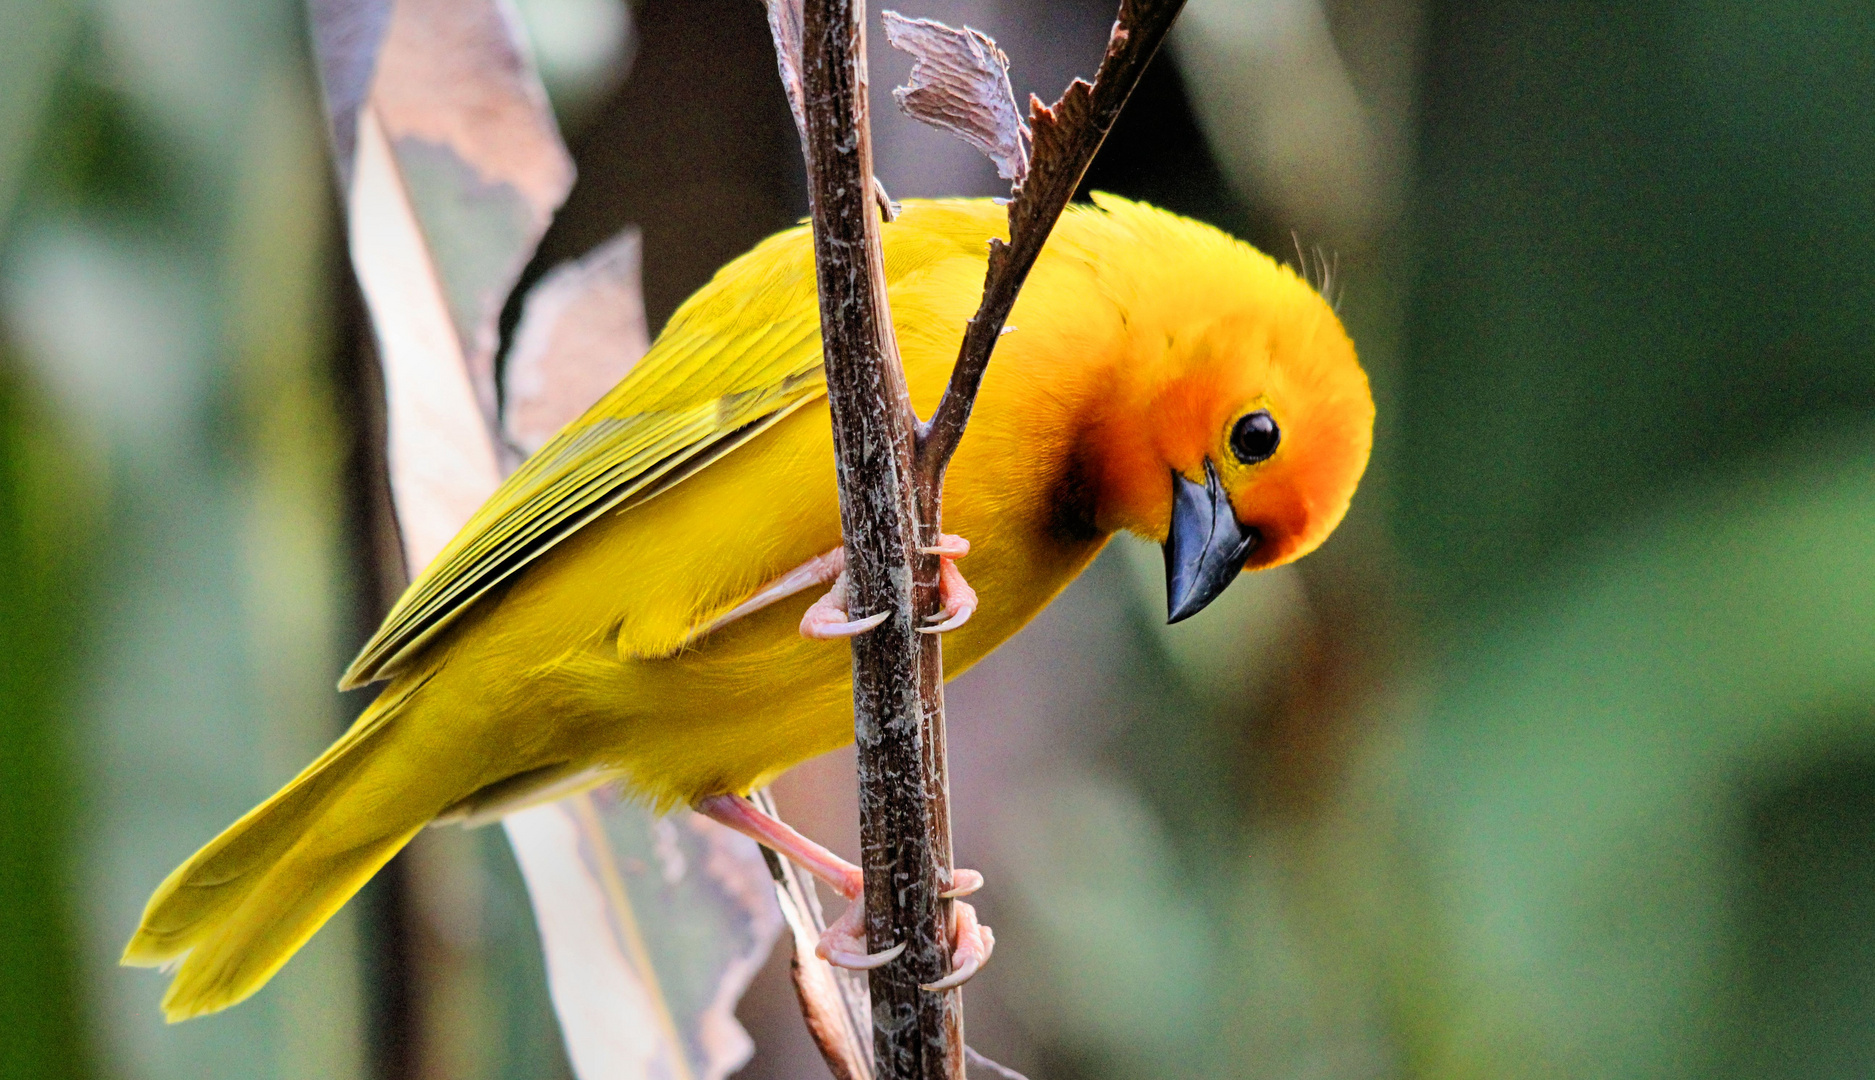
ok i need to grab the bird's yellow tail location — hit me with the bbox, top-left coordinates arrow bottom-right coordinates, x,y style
122,673 -> 440,1021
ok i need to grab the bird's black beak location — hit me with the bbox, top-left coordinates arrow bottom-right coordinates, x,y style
1164,460 -> 1261,624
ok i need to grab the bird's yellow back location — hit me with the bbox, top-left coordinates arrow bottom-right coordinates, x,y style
125,195 -> 1370,1020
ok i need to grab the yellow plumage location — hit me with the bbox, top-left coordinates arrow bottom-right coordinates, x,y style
123,195 -> 1374,1020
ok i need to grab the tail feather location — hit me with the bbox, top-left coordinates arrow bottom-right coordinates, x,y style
122,673 -> 440,1021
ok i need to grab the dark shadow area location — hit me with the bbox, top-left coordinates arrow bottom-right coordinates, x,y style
1731,744 -> 1875,1079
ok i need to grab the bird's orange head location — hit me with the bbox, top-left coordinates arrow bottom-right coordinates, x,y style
1070,196 -> 1375,621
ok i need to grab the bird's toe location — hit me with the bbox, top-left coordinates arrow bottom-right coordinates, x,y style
921,900 -> 994,991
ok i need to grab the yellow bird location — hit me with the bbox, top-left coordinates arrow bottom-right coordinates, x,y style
124,194 -> 1374,1019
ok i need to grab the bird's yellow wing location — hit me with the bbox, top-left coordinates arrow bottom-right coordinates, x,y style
342,201 -> 1010,690
342,231 -> 831,689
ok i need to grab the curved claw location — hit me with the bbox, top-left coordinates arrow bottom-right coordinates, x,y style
918,533 -> 971,559
802,567 -> 893,640
918,556 -> 978,635
921,955 -> 978,992
919,609 -> 973,634
820,938 -> 906,971
803,608 -> 889,640
815,890 -> 906,971
940,868 -> 984,898
920,901 -> 994,992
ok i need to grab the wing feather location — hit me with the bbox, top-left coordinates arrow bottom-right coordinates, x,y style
342,199 -> 1009,690
342,256 -> 827,689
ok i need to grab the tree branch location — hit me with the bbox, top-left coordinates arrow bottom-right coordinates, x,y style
767,2 -> 1186,1078
790,1 -> 964,1076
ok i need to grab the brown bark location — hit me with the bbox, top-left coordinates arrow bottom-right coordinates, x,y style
795,1 -> 962,1076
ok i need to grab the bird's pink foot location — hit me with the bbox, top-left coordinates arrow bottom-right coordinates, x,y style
942,868 -> 984,897
799,570 -> 889,639
921,899 -> 995,991
918,533 -> 977,635
797,532 -> 975,639
695,794 -> 992,976
813,894 -> 905,970
697,795 -> 900,969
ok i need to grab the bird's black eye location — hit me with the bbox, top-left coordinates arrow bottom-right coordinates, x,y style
1230,411 -> 1280,464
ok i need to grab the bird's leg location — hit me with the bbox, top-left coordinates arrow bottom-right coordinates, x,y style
801,533 -> 977,640
696,793 -> 992,983
697,793 -> 900,968
693,548 -> 848,642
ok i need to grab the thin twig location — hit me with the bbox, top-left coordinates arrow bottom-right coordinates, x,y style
790,0 -> 965,1076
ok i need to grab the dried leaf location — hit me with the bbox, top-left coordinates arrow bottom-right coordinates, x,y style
506,792 -> 784,1080
752,789 -> 875,1080
307,0 -> 393,188
882,12 -> 1028,182
324,0 -> 574,448
503,228 -> 652,455
763,0 -> 809,156
313,3 -> 783,1077
346,104 -> 506,567
918,0 -> 1188,475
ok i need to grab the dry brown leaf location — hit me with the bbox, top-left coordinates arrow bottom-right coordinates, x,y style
507,792 -> 784,1080
883,12 -> 1029,182
346,104 -> 506,568
763,0 -> 809,157
320,0 -> 573,438
752,789 -> 875,1080
313,2 -> 783,1077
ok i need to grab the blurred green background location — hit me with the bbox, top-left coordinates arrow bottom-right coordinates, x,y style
3,0 -> 1873,1078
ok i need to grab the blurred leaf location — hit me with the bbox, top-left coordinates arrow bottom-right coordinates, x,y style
0,0 -> 80,231
1400,0 -> 1875,612
509,0 -> 636,125
1385,437 -> 1875,1080
1169,0 -> 1386,239
313,5 -> 785,1074
344,102 -> 509,565
316,0 -> 574,567
505,793 -> 782,1080
503,227 -> 650,456
0,366 -> 92,1080
996,767 -> 1219,1076
305,0 -> 391,190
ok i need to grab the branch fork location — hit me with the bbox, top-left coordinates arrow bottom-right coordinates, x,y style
760,1 -> 1188,1076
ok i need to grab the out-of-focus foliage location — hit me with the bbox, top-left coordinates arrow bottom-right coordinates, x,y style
510,0 -> 635,125
962,2 -> 1875,1079
1386,440 -> 1875,1080
0,14 -> 89,1080
1401,0 -> 1875,611
1379,3 -> 1875,1075
0,1 -> 369,1077
5,0 -> 1873,1078
0,332 -> 92,1080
